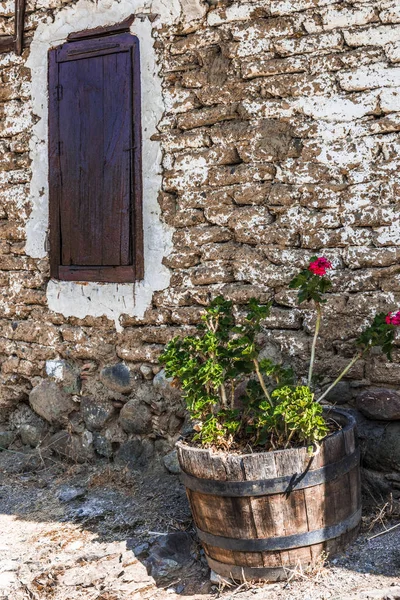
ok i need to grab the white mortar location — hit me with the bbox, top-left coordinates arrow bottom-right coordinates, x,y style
25,0 -> 204,331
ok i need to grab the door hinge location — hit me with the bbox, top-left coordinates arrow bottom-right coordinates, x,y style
56,84 -> 63,101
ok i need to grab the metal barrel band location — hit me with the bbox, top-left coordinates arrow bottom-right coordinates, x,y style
206,557 -> 290,582
181,447 -> 360,497
196,507 -> 362,552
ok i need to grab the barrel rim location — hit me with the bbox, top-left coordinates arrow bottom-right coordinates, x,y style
180,446 -> 360,496
176,406 -> 356,460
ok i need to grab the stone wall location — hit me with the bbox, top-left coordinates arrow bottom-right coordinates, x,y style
1,0 -> 400,476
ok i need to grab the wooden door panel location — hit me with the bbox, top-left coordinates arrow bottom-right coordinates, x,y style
59,56 -> 103,266
48,33 -> 142,282
102,51 -> 132,266
58,52 -> 132,267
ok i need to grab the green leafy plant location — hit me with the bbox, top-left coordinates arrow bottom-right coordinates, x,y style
161,297 -> 271,448
160,258 -> 399,452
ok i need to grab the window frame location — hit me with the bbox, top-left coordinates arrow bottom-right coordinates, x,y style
48,32 -> 144,284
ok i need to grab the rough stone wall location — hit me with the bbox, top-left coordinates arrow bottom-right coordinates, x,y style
1,0 -> 400,475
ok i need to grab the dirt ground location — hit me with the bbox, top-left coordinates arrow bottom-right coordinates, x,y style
0,448 -> 399,600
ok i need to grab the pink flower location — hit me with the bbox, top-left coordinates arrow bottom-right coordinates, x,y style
386,311 -> 400,326
308,257 -> 333,277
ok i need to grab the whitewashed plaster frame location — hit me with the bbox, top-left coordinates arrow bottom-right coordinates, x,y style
25,0 -> 205,331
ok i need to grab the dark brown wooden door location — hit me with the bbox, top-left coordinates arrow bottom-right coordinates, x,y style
48,33 -> 143,283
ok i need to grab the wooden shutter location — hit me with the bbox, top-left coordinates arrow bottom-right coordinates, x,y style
48,33 -> 143,283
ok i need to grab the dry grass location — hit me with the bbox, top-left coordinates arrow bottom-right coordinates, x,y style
362,494 -> 398,534
87,464 -> 136,491
213,552 -> 330,598
283,552 -> 329,585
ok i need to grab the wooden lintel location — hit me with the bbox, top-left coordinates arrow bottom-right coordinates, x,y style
0,35 -> 14,53
15,0 -> 26,55
67,14 -> 136,41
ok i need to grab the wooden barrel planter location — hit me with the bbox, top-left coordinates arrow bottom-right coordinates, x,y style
176,408 -> 361,582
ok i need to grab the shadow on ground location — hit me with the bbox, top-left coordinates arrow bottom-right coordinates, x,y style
0,447 -> 212,599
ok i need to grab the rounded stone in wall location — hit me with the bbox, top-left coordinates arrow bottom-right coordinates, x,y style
47,430 -> 95,463
100,363 -> 134,394
356,388 -> 400,420
119,399 -> 153,434
20,424 -> 45,448
29,380 -> 76,425
369,422 -> 400,472
140,364 -> 154,380
0,429 -> 15,449
80,396 -> 115,431
362,467 -> 399,500
114,438 -> 154,469
354,409 -> 400,473
102,420 -> 128,445
93,433 -> 114,458
9,403 -> 48,447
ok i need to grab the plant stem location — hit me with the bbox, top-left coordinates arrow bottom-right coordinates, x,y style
220,384 -> 228,408
207,315 -> 229,409
284,429 -> 295,449
253,358 -> 273,407
308,302 -> 322,388
316,351 -> 363,404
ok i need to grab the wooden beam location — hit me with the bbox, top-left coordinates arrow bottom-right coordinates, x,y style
0,35 -> 14,53
67,15 -> 135,41
15,0 -> 26,55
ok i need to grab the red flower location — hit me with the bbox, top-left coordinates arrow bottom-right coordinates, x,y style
308,257 -> 333,277
386,311 -> 400,326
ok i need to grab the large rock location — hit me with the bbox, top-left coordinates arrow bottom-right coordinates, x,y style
352,409 -> 400,473
114,438 -> 154,469
93,433 -> 114,458
119,399 -> 152,434
29,380 -> 76,425
100,363 -> 133,394
47,430 -> 94,462
362,467 -> 399,501
366,421 -> 400,472
163,449 -> 180,474
81,396 -> 115,431
9,404 -> 48,448
145,532 -> 195,584
20,423 -> 46,448
0,429 -> 15,449
356,388 -> 400,420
